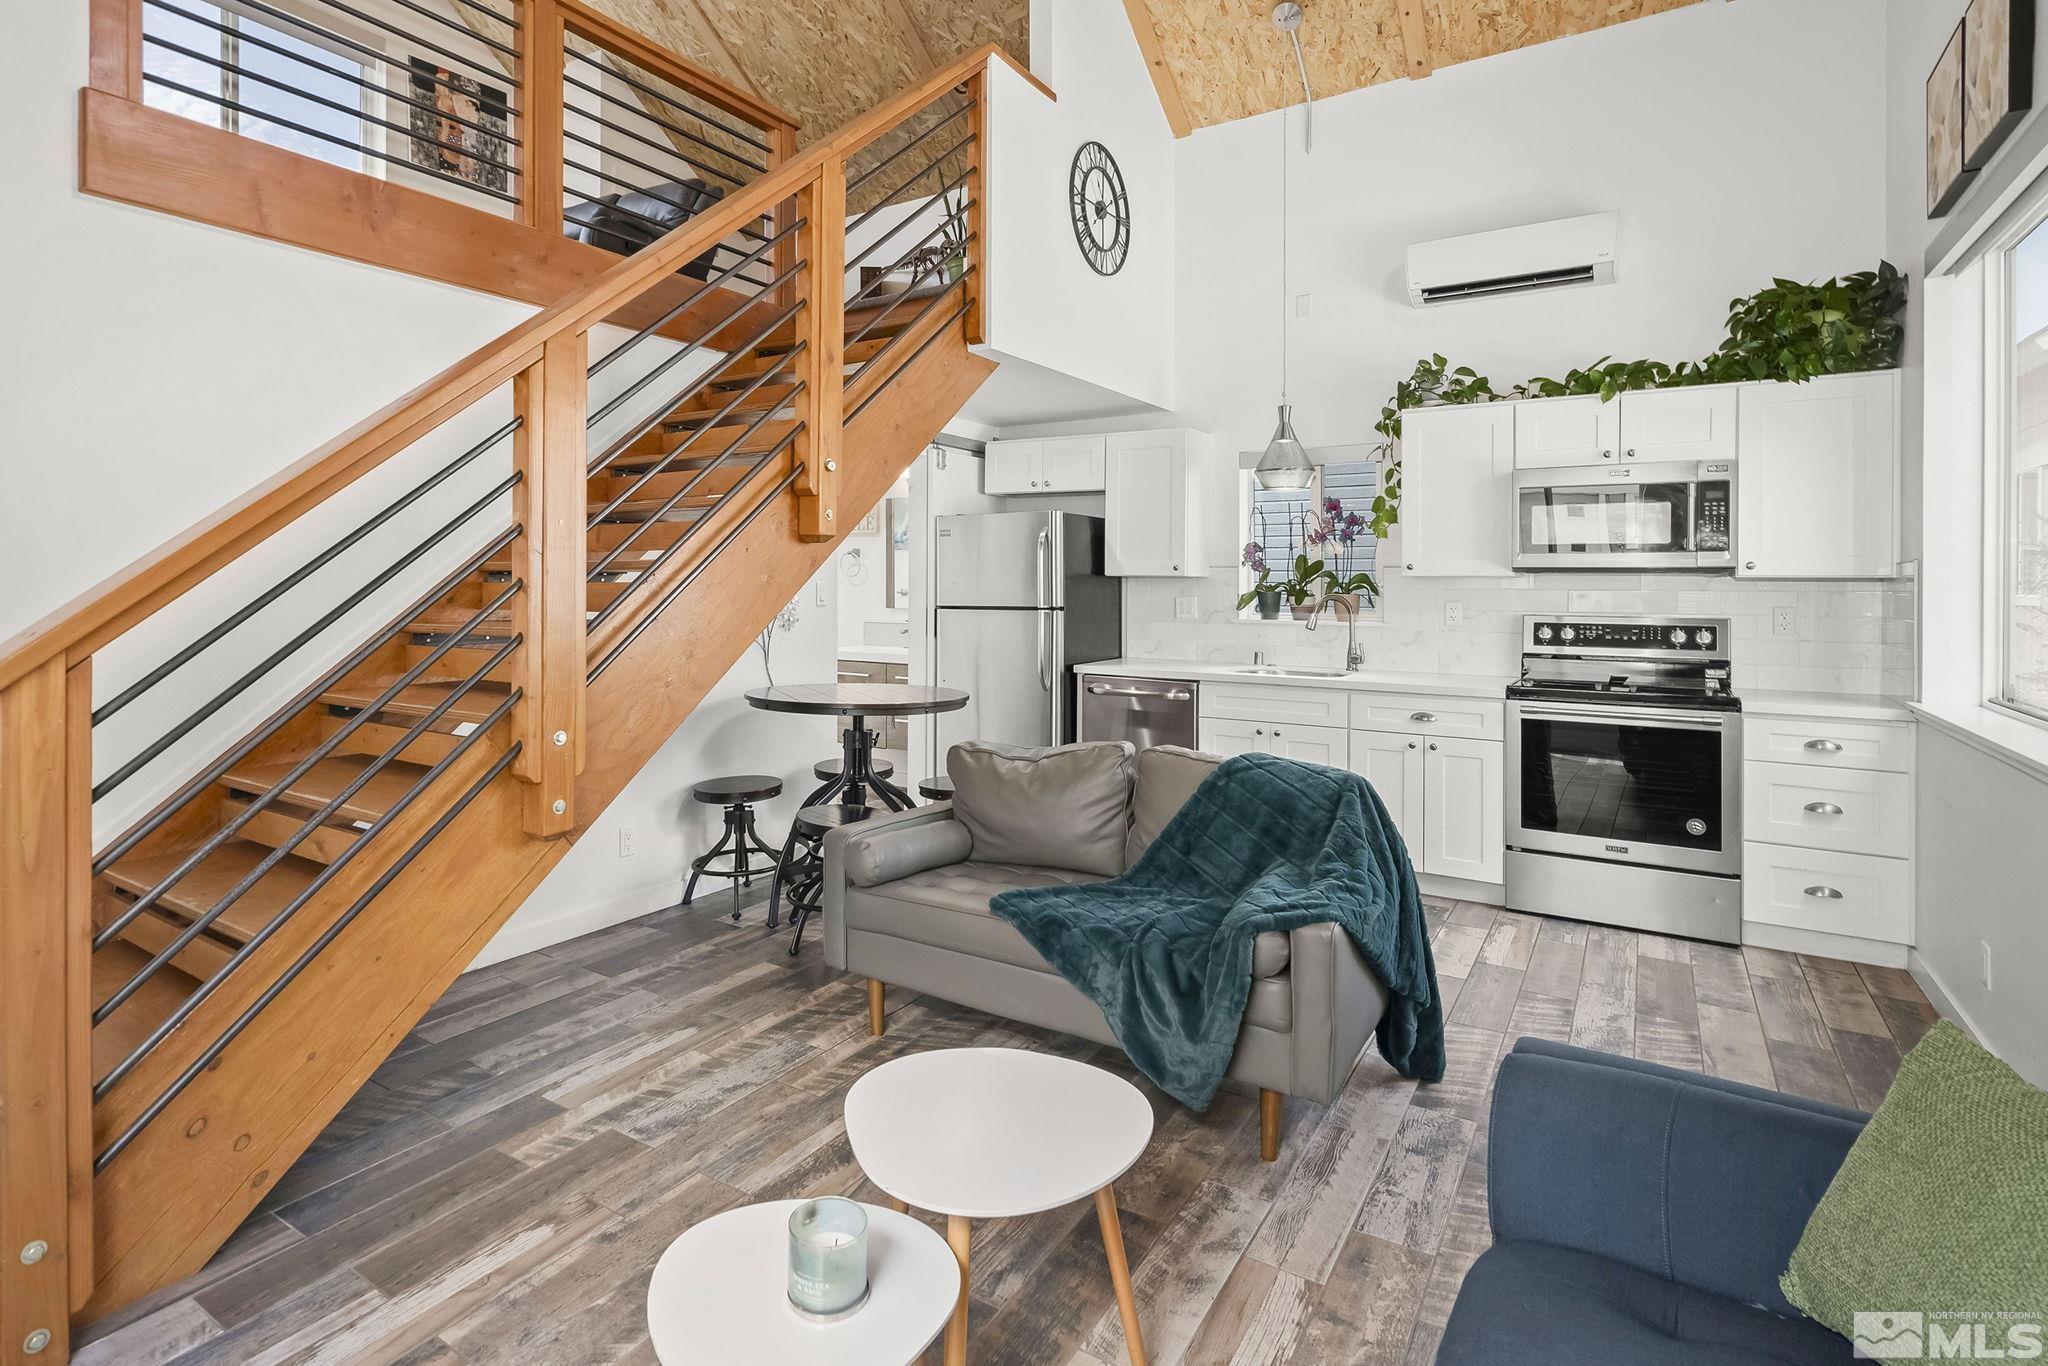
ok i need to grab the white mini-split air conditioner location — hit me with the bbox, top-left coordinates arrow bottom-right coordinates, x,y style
1406,211 -> 1618,307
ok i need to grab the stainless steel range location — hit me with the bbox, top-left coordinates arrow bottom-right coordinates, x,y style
1505,615 -> 1742,944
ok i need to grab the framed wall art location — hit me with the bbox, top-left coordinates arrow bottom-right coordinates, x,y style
1929,19 -> 1974,217
1964,0 -> 2036,169
406,59 -> 511,194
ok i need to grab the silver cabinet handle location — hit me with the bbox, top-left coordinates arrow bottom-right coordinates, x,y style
1625,448 -> 1637,458
1601,449 -> 1614,459
1407,741 -> 1417,750
1804,802 -> 1845,816
1087,684 -> 1193,701
1411,711 -> 1437,723
1429,742 -> 1439,751
1744,560 -> 1757,570
1254,728 -> 1265,736
1804,886 -> 1844,900
1406,562 -> 1415,570
1804,739 -> 1844,753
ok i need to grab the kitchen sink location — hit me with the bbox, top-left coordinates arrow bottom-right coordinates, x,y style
1232,666 -> 1352,678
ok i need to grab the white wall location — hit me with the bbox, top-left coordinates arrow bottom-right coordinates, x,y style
2,6 -> 843,963
982,0 -> 1175,411
1887,0 -> 2048,1083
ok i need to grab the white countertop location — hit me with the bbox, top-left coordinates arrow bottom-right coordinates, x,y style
1079,660 -> 1914,720
838,645 -> 909,664
1740,690 -> 1914,722
1076,658 -> 1515,700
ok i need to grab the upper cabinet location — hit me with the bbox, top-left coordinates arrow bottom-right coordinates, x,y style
1735,372 -> 1899,578
984,435 -> 1108,495
1399,404 -> 1516,577
1105,429 -> 1209,577
1617,386 -> 1738,463
1512,394 -> 1620,467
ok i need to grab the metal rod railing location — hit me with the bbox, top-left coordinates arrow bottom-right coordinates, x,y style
846,103 -> 972,196
93,684 -> 522,1100
559,163 -> 773,259
92,590 -> 522,1015
846,232 -> 978,352
844,173 -> 972,279
220,0 -> 515,92
588,217 -> 804,377
844,200 -> 973,315
847,133 -> 978,236
847,267 -> 975,389
562,72 -> 769,182
93,420 -> 518,729
92,527 -> 521,877
92,470 -> 521,803
563,47 -> 773,155
847,298 -> 972,426
93,741 -> 521,1171
587,462 -> 804,683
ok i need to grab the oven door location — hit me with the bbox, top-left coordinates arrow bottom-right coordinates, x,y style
1507,701 -> 1740,875
1512,461 -> 1706,570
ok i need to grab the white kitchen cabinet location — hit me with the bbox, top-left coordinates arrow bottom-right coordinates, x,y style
1105,429 -> 1206,577
1421,736 -> 1505,884
1618,386 -> 1738,463
1347,729 -> 1426,856
982,436 -> 1107,494
1398,404 -> 1516,577
1735,371 -> 1899,578
1197,716 -> 1346,764
1513,394 -> 1620,467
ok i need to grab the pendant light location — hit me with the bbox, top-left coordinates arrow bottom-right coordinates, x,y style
1255,2 -> 1315,491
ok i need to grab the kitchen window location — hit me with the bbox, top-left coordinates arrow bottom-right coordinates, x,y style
1241,460 -> 1383,620
142,1 -> 379,174
1997,214 -> 2048,722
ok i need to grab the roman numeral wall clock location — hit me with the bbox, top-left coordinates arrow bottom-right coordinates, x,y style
1069,141 -> 1131,277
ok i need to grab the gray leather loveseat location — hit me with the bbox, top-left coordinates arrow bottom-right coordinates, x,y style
820,741 -> 1391,1159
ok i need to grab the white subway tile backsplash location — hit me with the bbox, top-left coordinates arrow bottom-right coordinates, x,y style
1123,564 -> 1920,696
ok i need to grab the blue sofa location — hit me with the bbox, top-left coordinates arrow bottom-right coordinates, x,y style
1436,1039 -> 1869,1365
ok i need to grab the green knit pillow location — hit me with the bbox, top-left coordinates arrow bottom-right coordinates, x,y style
1781,1021 -> 2048,1343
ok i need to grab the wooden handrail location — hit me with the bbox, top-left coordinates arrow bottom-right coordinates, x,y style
3,42 -> 1045,692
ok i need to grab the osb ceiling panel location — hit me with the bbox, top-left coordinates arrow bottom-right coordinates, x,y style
1132,0 -> 1714,133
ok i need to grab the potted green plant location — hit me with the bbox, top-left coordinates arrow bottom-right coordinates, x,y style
1236,541 -> 1282,618
1279,553 -> 1328,620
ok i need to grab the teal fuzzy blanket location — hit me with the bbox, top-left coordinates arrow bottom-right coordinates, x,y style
991,752 -> 1445,1111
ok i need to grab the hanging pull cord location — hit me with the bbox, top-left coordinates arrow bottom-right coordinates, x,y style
1288,28 -> 1313,153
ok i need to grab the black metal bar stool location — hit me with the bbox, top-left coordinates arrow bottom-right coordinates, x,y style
917,775 -> 953,802
814,751 -> 896,807
781,804 -> 872,956
682,775 -> 783,920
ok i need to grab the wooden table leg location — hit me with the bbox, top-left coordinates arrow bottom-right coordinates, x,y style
868,978 -> 886,1036
1094,1187 -> 1148,1366
945,1215 -> 972,1366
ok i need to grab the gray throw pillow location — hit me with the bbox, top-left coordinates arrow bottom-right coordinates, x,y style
947,741 -> 1136,877
1126,745 -> 1225,867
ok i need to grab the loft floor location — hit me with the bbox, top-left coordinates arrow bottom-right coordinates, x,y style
76,890 -> 1939,1365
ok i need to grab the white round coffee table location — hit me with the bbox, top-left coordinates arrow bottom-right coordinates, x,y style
645,1200 -> 959,1364
844,1048 -> 1155,1366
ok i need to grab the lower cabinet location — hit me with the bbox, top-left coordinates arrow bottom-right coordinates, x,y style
1197,717 -> 1348,765
1348,729 -> 1504,885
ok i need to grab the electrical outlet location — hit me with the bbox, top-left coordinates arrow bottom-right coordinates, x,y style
814,581 -> 828,608
1175,596 -> 1199,621
1443,601 -> 1463,629
1294,293 -> 1312,317
1982,940 -> 1994,991
1772,606 -> 1796,638
618,825 -> 638,859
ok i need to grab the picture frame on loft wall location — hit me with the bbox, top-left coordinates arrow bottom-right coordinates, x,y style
1964,0 -> 2036,169
406,59 -> 511,194
1929,19 -> 1974,217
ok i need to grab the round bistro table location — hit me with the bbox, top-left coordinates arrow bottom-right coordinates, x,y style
844,1048 -> 1156,1366
745,684 -> 968,927
645,1199 -> 960,1365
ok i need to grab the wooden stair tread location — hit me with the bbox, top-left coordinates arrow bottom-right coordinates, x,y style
319,680 -> 512,725
103,838 -> 326,943
405,603 -> 515,637
92,941 -> 203,1078
220,752 -> 436,826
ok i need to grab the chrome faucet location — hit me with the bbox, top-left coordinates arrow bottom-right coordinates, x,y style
1328,596 -> 1365,673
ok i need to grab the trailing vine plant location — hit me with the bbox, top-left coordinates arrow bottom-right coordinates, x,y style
1364,261 -> 1907,538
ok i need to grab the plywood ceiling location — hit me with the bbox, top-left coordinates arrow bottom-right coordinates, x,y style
1123,0 -> 1715,136
586,0 -> 1030,146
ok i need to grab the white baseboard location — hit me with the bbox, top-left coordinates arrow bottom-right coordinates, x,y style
1739,919 -> 1909,969
1906,949 -> 1989,1044
466,880 -> 681,971
1420,874 -> 1505,905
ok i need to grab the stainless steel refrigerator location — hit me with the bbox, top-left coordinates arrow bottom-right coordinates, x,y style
935,511 -> 1122,753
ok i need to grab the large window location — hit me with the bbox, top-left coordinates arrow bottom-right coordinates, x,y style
2000,218 -> 2048,719
142,2 -> 376,173
1242,460 -> 1382,616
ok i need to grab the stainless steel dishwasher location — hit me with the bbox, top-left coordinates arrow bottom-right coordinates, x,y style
1078,674 -> 1198,749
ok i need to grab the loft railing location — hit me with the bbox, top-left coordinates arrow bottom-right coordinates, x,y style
6,41 -> 1032,1354
84,0 -> 801,312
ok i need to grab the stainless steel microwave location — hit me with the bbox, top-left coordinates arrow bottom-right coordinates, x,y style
1511,459 -> 1734,571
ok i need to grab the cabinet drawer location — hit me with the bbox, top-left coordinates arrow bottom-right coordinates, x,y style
1743,762 -> 1910,856
1199,684 -> 1349,727
1350,691 -> 1504,741
1742,843 -> 1911,945
1743,715 -> 1912,773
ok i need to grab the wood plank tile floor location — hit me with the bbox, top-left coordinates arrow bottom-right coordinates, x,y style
78,891 -> 1940,1366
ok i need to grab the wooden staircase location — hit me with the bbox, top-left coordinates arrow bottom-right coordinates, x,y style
0,42 -> 1031,1360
